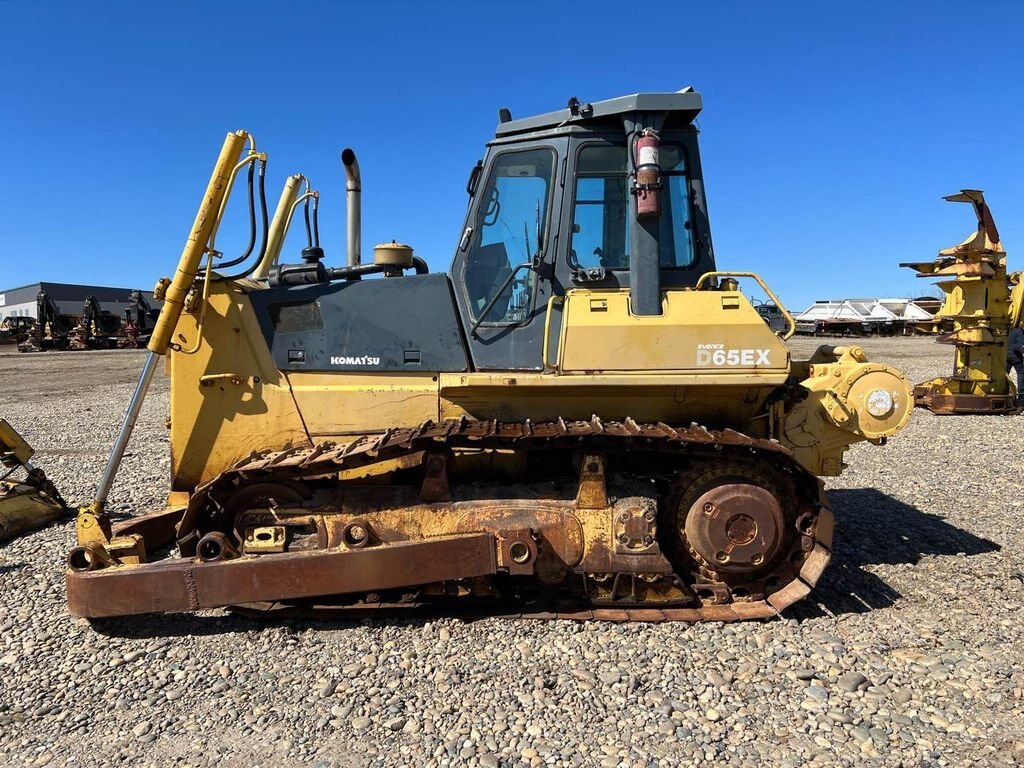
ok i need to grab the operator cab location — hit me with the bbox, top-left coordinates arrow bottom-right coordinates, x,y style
450,89 -> 716,369
253,90 -> 717,376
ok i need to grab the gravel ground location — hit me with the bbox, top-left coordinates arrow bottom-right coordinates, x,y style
0,338 -> 1022,767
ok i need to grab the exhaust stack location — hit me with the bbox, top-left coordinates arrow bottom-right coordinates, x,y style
341,148 -> 361,266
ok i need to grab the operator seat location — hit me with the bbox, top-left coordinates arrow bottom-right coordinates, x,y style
465,242 -> 512,322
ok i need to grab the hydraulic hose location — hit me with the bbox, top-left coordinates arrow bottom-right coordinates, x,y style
312,195 -> 320,247
303,195 -> 313,248
215,160 -> 257,269
217,158 -> 270,281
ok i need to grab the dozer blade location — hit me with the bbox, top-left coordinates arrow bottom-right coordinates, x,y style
66,533 -> 498,618
0,419 -> 67,541
0,482 -> 66,541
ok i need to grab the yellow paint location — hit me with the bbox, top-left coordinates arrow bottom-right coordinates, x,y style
786,346 -> 913,475
253,174 -> 305,279
0,419 -> 34,464
168,283 -> 311,489
440,374 -> 779,433
902,190 -> 1021,400
694,271 -> 795,339
554,289 -> 790,373
0,485 -> 64,541
288,372 -> 439,437
444,284 -> 794,428
164,277 -> 910,487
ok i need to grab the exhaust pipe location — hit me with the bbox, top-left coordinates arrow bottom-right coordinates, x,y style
341,148 -> 361,266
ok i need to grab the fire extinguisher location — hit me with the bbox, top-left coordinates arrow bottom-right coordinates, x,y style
634,128 -> 661,218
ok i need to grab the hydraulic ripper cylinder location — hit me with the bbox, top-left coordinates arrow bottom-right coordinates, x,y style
253,174 -> 304,279
148,130 -> 249,355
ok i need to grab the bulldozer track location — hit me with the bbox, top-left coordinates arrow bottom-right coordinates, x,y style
186,417 -> 833,622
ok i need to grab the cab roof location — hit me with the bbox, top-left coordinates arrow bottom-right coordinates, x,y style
494,89 -> 703,138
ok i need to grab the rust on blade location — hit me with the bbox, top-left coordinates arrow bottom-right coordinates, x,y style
227,597 -> 781,624
67,533 -> 497,618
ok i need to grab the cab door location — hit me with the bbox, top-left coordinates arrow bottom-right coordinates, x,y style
450,140 -> 566,371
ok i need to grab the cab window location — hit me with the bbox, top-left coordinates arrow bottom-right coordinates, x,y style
660,145 -> 695,268
569,143 -> 695,271
463,148 -> 554,323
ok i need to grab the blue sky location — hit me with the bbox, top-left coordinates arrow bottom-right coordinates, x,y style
1,1 -> 1021,311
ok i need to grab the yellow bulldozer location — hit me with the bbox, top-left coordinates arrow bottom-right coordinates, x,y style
66,90 -> 913,621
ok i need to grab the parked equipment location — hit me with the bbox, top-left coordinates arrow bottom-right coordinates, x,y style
69,296 -> 121,350
17,291 -> 74,353
902,190 -> 1024,414
794,298 -> 936,336
754,300 -> 788,333
0,420 -> 66,541
0,316 -> 35,346
67,91 -> 913,621
117,290 -> 158,349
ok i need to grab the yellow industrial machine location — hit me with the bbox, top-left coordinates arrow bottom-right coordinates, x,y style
1,419 -> 66,541
117,290 -> 159,349
18,291 -> 74,353
69,296 -> 122,350
66,91 -> 913,621
902,190 -> 1024,414
0,317 -> 35,347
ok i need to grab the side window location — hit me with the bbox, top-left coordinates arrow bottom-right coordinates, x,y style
569,143 -> 696,271
571,145 -> 629,271
659,145 -> 695,268
463,148 -> 554,323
